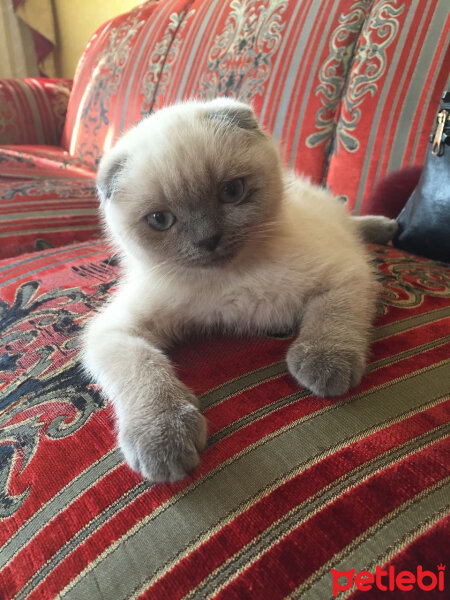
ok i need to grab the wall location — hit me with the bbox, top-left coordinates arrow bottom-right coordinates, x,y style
53,0 -> 144,78
0,0 -> 39,77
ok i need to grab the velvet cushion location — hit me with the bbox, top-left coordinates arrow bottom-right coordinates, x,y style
0,145 -> 94,180
0,0 -> 446,262
365,165 -> 423,219
147,0 -> 374,189
0,241 -> 449,599
0,146 -> 96,259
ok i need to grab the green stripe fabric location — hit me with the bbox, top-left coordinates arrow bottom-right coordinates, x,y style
0,450 -> 122,571
372,307 -> 450,340
176,426 -> 449,600
59,362 -> 450,600
298,480 -> 450,600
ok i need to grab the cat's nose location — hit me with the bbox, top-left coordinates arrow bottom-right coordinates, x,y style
197,233 -> 222,252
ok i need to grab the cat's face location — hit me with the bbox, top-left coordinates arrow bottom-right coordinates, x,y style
98,99 -> 283,269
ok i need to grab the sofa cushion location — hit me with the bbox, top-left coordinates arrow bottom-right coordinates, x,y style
61,0 -> 450,213
61,0 -> 380,184
63,0 -> 447,213
364,165 -> 423,219
0,241 -> 448,599
0,145 -> 97,259
0,175 -> 99,259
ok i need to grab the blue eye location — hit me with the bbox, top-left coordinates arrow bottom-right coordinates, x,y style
219,178 -> 245,203
146,211 -> 176,231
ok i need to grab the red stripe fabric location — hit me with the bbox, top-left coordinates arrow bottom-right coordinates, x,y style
326,1 -> 450,213
211,442 -> 448,600
349,517 -> 450,600
1,0 -> 448,260
0,174 -> 98,259
137,402 -> 450,599
0,241 -> 448,599
61,0 -> 193,169
151,0 -> 371,185
0,79 -> 72,146
0,145 -> 94,180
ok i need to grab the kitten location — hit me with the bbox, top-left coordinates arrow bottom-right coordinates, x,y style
82,98 -> 397,483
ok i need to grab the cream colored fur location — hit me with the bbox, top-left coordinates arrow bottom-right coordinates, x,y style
82,99 -> 396,482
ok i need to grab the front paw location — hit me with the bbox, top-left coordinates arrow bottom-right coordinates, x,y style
119,396 -> 207,483
286,341 -> 366,397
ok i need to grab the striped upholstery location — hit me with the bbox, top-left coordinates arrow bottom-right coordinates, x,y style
0,0 -> 449,258
178,0 -> 448,212
0,145 -> 94,180
62,0 -> 372,182
61,0 -> 450,208
0,146 -> 95,258
0,242 -> 448,598
1,6 -> 449,595
0,176 -> 99,259
0,79 -> 88,258
61,0 -> 193,169
0,78 -> 72,146
326,0 -> 450,213
149,0 -> 374,188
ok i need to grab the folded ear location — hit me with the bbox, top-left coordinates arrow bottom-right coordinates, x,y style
97,148 -> 128,204
206,99 -> 262,133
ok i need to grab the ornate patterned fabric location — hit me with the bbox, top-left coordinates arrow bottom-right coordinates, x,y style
0,0 -> 449,259
0,145 -> 93,180
326,0 -> 450,213
0,242 -> 448,598
149,0 -> 449,211
61,0 -> 193,169
59,0 -> 449,196
0,78 -> 72,145
0,4 -> 449,595
150,0 -> 373,187
0,145 -> 95,259
0,176 -> 99,259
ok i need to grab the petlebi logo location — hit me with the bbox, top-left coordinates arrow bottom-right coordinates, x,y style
331,564 -> 446,596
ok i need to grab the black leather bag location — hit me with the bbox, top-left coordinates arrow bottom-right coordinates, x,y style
394,91 -> 450,262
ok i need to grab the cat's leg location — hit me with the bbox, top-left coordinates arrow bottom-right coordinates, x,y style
82,311 -> 207,482
352,215 -> 398,244
286,279 -> 375,397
